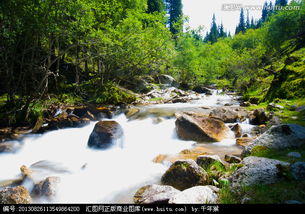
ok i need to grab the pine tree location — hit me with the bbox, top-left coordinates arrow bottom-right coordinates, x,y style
236,8 -> 245,34
246,9 -> 250,29
275,0 -> 288,6
147,0 -> 165,13
209,14 -> 219,43
219,23 -> 226,38
167,0 -> 183,35
262,1 -> 269,22
250,17 -> 256,29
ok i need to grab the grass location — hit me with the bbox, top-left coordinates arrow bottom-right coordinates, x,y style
250,145 -> 305,163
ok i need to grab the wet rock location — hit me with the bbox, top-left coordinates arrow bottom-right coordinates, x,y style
287,152 -> 302,159
224,155 -> 241,164
0,141 -> 22,153
20,165 -> 32,178
243,124 -> 305,156
161,160 -> 209,190
94,106 -> 114,119
175,114 -> 229,142
153,147 -> 211,164
171,97 -> 189,103
250,109 -> 269,125
82,111 -> 96,121
192,86 -> 213,95
88,121 -> 124,149
125,108 -> 140,118
236,137 -> 254,147
231,124 -> 242,138
209,107 -> 248,123
291,162 -> 305,181
0,186 -> 32,204
168,186 -> 218,204
229,157 -> 289,190
196,155 -> 225,170
133,185 -> 180,204
45,114 -> 90,131
32,177 -> 60,199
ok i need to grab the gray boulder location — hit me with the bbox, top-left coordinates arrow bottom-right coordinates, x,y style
168,186 -> 218,204
161,160 -> 209,191
243,124 -> 305,156
230,157 -> 289,190
209,107 -> 248,123
291,162 -> 305,181
158,75 -> 179,88
133,185 -> 180,204
32,177 -> 60,199
88,121 -> 124,149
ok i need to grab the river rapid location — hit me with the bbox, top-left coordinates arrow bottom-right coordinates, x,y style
0,90 -> 255,203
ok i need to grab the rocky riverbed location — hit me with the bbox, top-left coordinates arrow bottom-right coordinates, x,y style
1,84 -> 305,204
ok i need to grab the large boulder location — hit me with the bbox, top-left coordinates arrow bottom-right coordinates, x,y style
0,186 -> 32,204
132,78 -> 157,93
175,114 -> 229,142
158,75 -> 179,88
133,185 -> 180,204
161,160 -> 209,191
209,107 -> 248,123
88,121 -> 124,149
243,124 -> 305,156
229,157 -> 289,190
291,162 -> 305,181
168,186 -> 218,204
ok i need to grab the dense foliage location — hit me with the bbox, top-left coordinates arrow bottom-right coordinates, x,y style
0,0 -> 304,127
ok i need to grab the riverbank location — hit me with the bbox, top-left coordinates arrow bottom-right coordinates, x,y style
0,84 -> 305,204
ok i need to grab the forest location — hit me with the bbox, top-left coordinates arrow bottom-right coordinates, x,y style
0,0 -> 304,127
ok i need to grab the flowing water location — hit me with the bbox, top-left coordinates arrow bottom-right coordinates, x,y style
0,90 -> 255,203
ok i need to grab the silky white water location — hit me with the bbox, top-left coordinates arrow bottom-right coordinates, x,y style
0,91 -> 249,203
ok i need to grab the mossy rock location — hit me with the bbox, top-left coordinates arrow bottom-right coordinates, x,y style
161,160 -> 209,191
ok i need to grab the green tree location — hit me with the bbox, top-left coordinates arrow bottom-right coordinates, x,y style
147,0 -> 165,13
236,8 -> 246,34
167,0 -> 183,35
